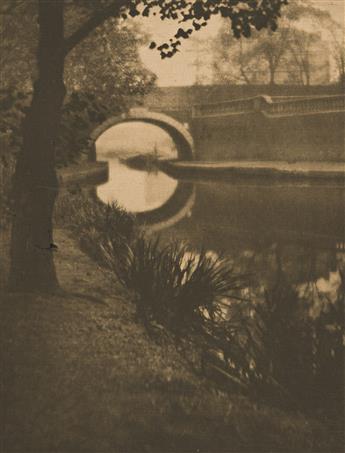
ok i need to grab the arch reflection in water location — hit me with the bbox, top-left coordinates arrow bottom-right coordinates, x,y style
96,121 -> 177,212
95,121 -> 195,229
96,158 -> 179,213
136,182 -> 195,233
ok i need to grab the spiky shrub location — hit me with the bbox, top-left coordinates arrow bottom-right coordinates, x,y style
103,238 -> 235,327
100,236 -> 264,386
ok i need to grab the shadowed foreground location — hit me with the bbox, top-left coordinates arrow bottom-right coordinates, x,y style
0,230 -> 335,452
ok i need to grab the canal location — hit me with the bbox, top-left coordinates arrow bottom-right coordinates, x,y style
93,121 -> 344,420
95,122 -> 344,317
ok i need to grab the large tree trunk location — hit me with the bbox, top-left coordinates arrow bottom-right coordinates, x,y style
8,0 -> 65,292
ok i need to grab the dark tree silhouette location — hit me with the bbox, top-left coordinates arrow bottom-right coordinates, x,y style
5,0 -> 287,292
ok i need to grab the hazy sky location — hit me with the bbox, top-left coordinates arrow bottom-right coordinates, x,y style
138,0 -> 344,86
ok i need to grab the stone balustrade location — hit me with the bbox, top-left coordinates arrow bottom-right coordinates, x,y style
192,94 -> 345,119
192,96 -> 257,118
265,95 -> 345,117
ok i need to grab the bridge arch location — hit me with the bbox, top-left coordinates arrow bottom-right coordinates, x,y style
90,107 -> 194,160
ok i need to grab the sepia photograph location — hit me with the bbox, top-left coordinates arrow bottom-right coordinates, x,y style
0,0 -> 344,452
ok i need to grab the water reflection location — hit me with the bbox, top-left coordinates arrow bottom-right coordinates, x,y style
96,121 -> 178,213
97,158 -> 178,213
93,122 -> 343,426
94,121 -> 344,315
156,180 -> 344,305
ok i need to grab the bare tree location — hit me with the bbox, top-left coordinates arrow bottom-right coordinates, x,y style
248,28 -> 292,85
320,18 -> 344,86
211,0 -> 334,86
288,29 -> 323,86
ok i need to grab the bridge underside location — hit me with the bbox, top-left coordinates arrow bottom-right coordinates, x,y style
91,108 -> 194,161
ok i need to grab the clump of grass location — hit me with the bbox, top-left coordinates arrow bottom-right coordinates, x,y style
102,237 -> 245,328
100,235 -> 265,388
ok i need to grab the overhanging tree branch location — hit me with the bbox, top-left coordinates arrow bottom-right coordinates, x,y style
63,0 -> 126,55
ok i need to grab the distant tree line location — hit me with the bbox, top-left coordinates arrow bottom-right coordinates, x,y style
210,0 -> 344,86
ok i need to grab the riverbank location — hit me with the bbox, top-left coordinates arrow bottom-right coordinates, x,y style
0,228 -> 337,452
162,160 -> 345,183
58,161 -> 109,187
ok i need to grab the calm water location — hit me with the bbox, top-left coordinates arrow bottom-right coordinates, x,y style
96,123 -> 345,314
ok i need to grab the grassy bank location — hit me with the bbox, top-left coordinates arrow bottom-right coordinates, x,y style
0,180 -> 339,453
0,225 -> 341,452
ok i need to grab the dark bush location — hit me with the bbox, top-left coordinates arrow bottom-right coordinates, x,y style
0,88 -> 120,227
0,88 -> 29,228
0,88 -> 120,169
54,190 -> 136,264
55,91 -> 117,167
257,273 -> 344,427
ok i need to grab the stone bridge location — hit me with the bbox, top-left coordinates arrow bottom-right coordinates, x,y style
191,94 -> 345,119
90,108 -> 194,160
146,92 -> 345,162
91,91 -> 344,163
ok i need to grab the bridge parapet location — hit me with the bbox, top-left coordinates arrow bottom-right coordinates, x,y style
192,94 -> 345,119
267,95 -> 345,117
192,96 -> 261,118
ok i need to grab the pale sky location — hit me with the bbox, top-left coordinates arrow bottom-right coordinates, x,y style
139,15 -> 221,86
137,0 -> 344,86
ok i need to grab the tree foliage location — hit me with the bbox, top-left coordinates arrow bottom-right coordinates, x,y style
65,20 -> 156,104
0,2 -> 156,102
1,0 -> 289,90
63,0 -> 288,57
140,0 -> 288,57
